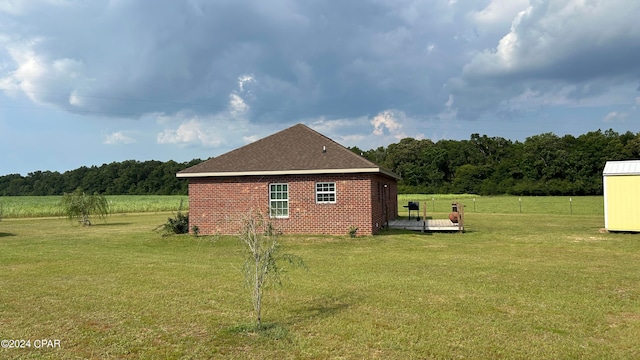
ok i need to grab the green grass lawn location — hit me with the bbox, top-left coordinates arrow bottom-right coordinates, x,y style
1,210 -> 639,359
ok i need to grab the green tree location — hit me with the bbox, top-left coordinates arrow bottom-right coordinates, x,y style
60,188 -> 109,226
623,132 -> 640,158
238,210 -> 306,327
452,164 -> 491,194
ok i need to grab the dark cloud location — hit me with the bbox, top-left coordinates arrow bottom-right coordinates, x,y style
1,0 -> 639,131
454,0 -> 640,119
1,0 -> 479,122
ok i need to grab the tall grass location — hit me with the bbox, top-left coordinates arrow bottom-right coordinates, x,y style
0,195 -> 188,218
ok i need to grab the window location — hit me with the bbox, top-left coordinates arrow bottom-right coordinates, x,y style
269,183 -> 289,218
316,182 -> 336,203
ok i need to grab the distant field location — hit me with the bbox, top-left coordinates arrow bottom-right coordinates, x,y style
0,195 -> 187,218
399,194 -> 604,217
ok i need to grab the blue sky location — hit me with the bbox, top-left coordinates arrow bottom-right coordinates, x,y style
1,0 -> 639,175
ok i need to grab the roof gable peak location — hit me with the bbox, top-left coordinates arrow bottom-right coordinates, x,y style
177,123 -> 399,179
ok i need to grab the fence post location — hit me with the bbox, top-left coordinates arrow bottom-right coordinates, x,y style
570,197 -> 572,215
422,201 -> 426,233
519,197 -> 522,214
458,202 -> 464,233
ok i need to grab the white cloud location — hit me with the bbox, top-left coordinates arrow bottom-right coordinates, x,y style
157,119 -> 225,147
305,113 -> 427,151
237,74 -> 255,92
339,133 -> 367,144
0,2 -> 23,15
437,94 -> 459,122
438,106 -> 457,122
0,0 -> 68,15
1,39 -> 45,100
242,135 -> 260,143
371,110 -> 404,138
229,93 -> 249,116
304,117 -> 372,148
604,111 -> 627,123
445,94 -> 454,108
103,131 -> 135,145
310,117 -> 366,133
0,37 -> 90,108
227,74 -> 255,117
471,0 -> 529,31
69,90 -> 83,106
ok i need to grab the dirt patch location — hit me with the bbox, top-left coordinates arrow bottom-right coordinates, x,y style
567,235 -> 608,242
607,312 -> 640,328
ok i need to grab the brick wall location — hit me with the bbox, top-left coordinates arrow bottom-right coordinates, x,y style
187,174 -> 398,236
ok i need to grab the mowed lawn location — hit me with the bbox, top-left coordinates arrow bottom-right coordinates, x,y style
1,206 -> 640,358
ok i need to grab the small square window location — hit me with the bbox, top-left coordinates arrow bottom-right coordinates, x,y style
316,182 -> 336,203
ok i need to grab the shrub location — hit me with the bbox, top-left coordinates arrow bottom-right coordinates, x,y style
155,200 -> 189,236
60,188 -> 109,226
348,226 -> 358,238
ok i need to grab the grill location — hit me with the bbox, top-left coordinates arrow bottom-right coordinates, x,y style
403,201 -> 420,220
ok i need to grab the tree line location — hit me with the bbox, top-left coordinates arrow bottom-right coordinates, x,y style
351,129 -> 640,196
1,129 -> 638,197
0,159 -> 202,196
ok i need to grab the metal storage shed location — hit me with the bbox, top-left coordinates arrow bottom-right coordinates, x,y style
603,160 -> 640,232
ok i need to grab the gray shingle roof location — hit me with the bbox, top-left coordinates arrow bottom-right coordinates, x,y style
177,123 -> 399,179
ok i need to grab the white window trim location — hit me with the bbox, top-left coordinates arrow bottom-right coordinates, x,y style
269,183 -> 289,218
316,182 -> 337,204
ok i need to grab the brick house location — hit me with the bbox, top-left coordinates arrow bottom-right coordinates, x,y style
177,124 -> 399,236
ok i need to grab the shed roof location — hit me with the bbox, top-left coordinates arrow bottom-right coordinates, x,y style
177,123 -> 400,179
603,160 -> 640,176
